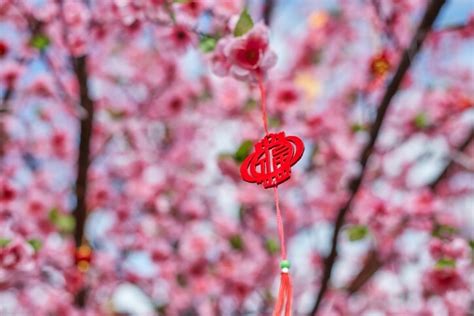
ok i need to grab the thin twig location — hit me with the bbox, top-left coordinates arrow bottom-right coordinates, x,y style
370,0 -> 402,49
310,1 -> 446,314
429,128 -> 474,190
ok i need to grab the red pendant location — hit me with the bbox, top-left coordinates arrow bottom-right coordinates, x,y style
240,132 -> 304,188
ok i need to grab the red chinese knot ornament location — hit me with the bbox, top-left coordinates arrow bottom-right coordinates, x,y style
237,71 -> 301,315
240,132 -> 304,188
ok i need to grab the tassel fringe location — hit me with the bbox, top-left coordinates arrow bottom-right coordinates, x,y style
273,271 -> 293,316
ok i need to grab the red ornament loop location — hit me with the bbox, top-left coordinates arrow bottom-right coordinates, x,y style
240,132 -> 304,188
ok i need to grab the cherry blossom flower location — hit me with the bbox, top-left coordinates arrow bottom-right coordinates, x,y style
211,23 -> 277,81
0,1 -> 472,314
0,180 -> 16,204
158,24 -> 197,55
0,61 -> 24,87
0,238 -> 34,270
269,81 -> 302,111
0,40 -> 8,58
423,267 -> 467,295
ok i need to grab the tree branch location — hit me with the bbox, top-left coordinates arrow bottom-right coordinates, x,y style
429,128 -> 474,190
263,0 -> 275,26
346,249 -> 383,294
310,1 -> 446,314
71,55 -> 94,308
433,22 -> 473,34
72,55 -> 94,248
345,128 -> 473,295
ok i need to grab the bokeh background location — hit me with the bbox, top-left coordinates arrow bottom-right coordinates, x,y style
0,0 -> 473,315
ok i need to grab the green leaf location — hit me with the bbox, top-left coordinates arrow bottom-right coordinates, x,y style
347,225 -> 369,241
268,116 -> 281,128
234,140 -> 253,163
199,36 -> 217,53
48,208 -> 60,223
234,9 -> 254,37
56,215 -> 76,233
0,238 -> 11,247
265,238 -> 279,255
30,34 -> 50,50
49,208 -> 75,234
174,0 -> 190,3
107,109 -> 126,120
229,234 -> 244,251
244,98 -> 257,111
351,123 -> 367,133
218,153 -> 234,160
414,112 -> 428,129
432,224 -> 457,239
435,258 -> 456,269
27,239 -> 42,252
469,240 -> 474,251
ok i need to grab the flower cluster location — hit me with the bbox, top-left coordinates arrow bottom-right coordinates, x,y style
0,0 -> 472,315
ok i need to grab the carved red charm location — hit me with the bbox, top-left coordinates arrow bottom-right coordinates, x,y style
240,132 -> 304,188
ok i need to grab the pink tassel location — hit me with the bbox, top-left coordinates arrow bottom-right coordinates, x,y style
273,270 -> 293,316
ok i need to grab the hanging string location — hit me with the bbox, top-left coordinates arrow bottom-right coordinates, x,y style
273,187 -> 286,260
257,74 -> 269,135
256,73 -> 293,316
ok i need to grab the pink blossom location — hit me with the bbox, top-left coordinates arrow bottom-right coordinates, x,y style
0,61 -> 23,87
205,0 -> 243,16
269,81 -> 302,111
217,156 -> 241,181
423,267 -> 467,295
158,24 -> 197,54
0,180 -> 16,204
63,0 -> 90,27
429,238 -> 469,261
0,1 -> 472,314
27,75 -> 55,97
210,38 -> 232,76
179,198 -> 206,220
0,40 -> 8,58
211,23 -> 277,81
0,238 -> 34,270
67,32 -> 88,57
150,241 -> 172,262
176,0 -> 205,18
50,130 -> 72,159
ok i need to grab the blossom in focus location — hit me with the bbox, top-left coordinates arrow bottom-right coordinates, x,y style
210,22 -> 277,81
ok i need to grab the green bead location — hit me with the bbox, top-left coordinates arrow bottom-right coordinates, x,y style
280,260 -> 291,269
